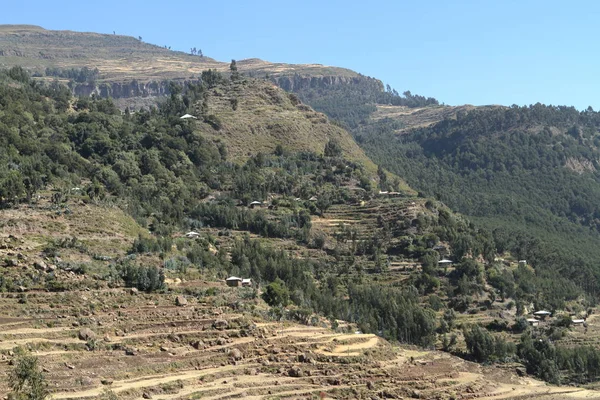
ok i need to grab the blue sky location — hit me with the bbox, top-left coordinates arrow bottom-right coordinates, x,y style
2,0 -> 599,109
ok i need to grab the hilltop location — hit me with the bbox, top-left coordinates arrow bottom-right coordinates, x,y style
0,25 -> 358,82
195,77 -> 380,173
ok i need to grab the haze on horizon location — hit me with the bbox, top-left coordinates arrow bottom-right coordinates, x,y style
1,0 -> 598,110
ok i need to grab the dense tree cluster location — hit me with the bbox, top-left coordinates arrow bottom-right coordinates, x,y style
279,74 -> 438,129
356,105 -> 600,306
43,66 -> 100,84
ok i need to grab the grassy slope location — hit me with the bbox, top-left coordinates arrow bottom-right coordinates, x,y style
0,25 -> 358,81
197,78 -> 381,177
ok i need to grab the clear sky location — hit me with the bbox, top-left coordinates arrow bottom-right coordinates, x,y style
2,0 -> 599,109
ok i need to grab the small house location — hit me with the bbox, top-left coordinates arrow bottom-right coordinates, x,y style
309,196 -> 318,202
249,201 -> 262,209
185,231 -> 200,239
225,277 -> 243,287
518,260 -> 527,267
241,278 -> 252,287
526,318 -> 540,327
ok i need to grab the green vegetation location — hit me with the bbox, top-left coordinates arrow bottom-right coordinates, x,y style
0,67 -> 444,347
5,62 -> 600,388
280,75 -> 439,130
8,353 -> 48,400
357,105 -> 600,308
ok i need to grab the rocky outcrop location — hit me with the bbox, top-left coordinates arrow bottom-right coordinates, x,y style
72,79 -> 200,99
71,74 -> 382,102
271,74 -> 383,93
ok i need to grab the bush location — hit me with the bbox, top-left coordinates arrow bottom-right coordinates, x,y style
121,263 -> 165,292
9,354 -> 49,400
262,278 -> 290,307
464,325 -> 514,363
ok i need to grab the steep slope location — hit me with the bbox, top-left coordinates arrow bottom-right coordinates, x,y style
195,78 -> 380,173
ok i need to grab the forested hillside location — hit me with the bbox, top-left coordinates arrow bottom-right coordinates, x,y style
0,66 -> 472,348
360,104 -> 600,299
7,61 -> 600,388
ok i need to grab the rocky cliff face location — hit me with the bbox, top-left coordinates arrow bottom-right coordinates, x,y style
72,79 -> 199,99
70,74 -> 382,102
272,74 -> 383,93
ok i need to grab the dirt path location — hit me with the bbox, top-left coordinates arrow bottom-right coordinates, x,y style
316,334 -> 379,357
0,326 -> 75,336
50,364 -> 259,399
0,337 -> 81,350
153,375 -> 307,400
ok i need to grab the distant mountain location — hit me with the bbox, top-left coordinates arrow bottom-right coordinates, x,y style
0,25 -> 441,115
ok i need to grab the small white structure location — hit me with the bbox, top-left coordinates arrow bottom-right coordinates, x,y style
185,231 -> 200,238
572,319 -> 586,325
378,191 -> 389,195
249,201 -> 262,209
527,318 -> 540,327
438,259 -> 453,265
226,277 -> 243,287
241,278 -> 252,287
518,260 -> 527,266
180,114 -> 198,119
533,310 -> 551,316
309,196 -> 318,202
533,310 -> 551,320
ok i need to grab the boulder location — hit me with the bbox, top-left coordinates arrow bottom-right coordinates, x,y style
213,319 -> 229,330
33,261 -> 47,271
78,328 -> 97,341
230,348 -> 243,360
175,295 -> 188,306
130,287 -> 139,295
288,366 -> 303,378
190,340 -> 204,350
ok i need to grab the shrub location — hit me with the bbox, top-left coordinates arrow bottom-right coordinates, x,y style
9,354 -> 49,399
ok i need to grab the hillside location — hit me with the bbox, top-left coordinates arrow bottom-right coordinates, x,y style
360,104 -> 600,305
6,26 -> 600,397
191,78 -> 381,175
1,198 -> 598,399
0,25 -> 358,80
0,25 -> 361,94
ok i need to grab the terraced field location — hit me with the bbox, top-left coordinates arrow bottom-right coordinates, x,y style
0,286 -> 598,400
0,193 -> 598,399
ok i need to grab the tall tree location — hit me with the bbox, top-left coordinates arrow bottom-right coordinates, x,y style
230,59 -> 240,81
